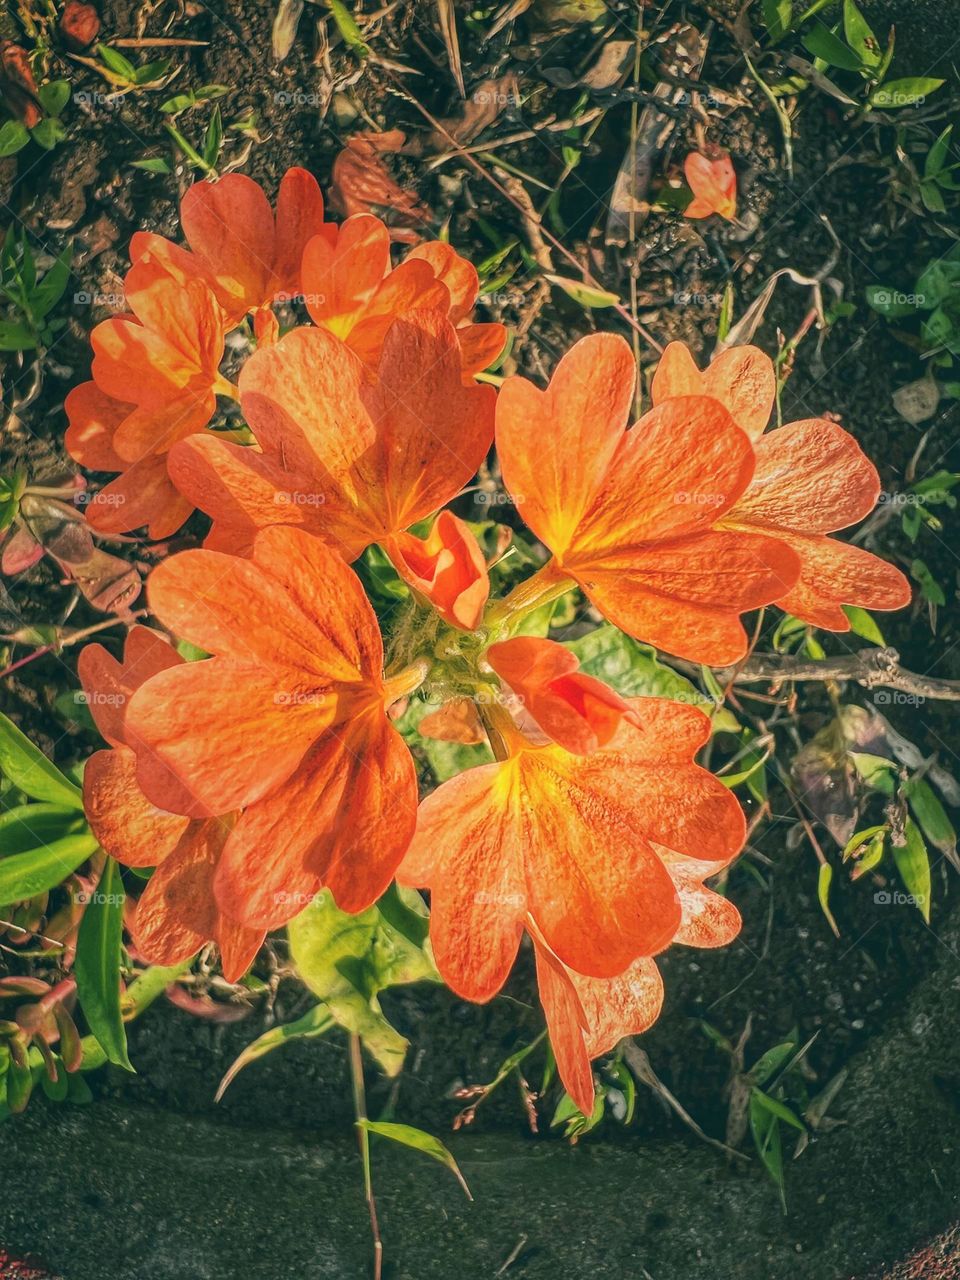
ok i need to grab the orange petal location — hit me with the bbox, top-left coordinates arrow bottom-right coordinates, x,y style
83,454 -> 193,541
570,528 -> 801,665
419,696 -> 486,745
78,624 -> 180,746
271,166 -> 328,299
180,173 -> 277,315
302,213 -> 391,337
727,418 -> 881,533
764,531 -> 912,628
684,150 -> 737,221
486,636 -> 629,754
127,658 -> 334,817
83,746 -> 190,867
215,709 -> 417,928
397,761 -> 526,1002
388,511 -> 490,630
112,390 -> 218,462
343,259 -> 449,368
405,241 -> 479,322
496,333 -> 637,556
167,433 -> 322,555
456,321 -> 507,380
122,270 -> 225,381
64,382 -> 128,471
131,816 -> 265,980
534,934 -> 663,1114
657,849 -> 742,948
651,341 -> 775,441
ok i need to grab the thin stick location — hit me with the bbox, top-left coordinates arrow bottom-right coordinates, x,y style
349,1034 -> 383,1280
706,646 -> 960,703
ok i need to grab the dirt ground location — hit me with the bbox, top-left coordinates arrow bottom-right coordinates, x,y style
1,1 -> 960,1277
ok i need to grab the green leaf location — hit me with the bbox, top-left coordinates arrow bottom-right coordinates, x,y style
842,605 -> 885,645
38,80 -> 71,118
817,862 -> 840,937
749,1091 -> 786,1206
324,0 -> 370,56
544,274 -> 619,309
925,126 -> 953,180
0,712 -> 83,807
842,0 -> 880,67
0,121 -> 30,158
288,887 -> 438,1076
0,803 -> 86,856
843,823 -> 889,860
202,105 -> 223,169
904,777 -> 956,862
891,818 -> 931,922
911,559 -> 946,606
762,0 -> 793,41
749,1040 -> 797,1087
215,1003 -> 334,1100
870,77 -> 945,109
0,833 -> 98,907
751,1087 -> 805,1130
357,1119 -> 472,1197
0,321 -> 37,351
849,752 -> 896,795
163,123 -> 209,171
566,625 -> 739,732
802,23 -> 864,70
97,44 -> 138,81
29,117 -> 67,151
74,858 -> 132,1070
915,260 -> 960,308
130,157 -> 173,174
31,244 -> 73,320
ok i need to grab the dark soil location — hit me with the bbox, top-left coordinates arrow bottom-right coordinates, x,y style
1,1 -> 959,1277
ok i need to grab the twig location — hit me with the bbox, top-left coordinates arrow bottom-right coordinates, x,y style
349,1034 -> 383,1280
701,646 -> 960,702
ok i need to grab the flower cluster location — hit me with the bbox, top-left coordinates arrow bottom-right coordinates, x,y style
69,167 -> 909,1113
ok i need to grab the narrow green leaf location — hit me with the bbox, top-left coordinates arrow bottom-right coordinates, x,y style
0,712 -> 83,807
216,1003 -> 333,1100
842,605 -> 885,645
544,274 -> 620,309
817,862 -> 840,937
842,0 -> 880,67
0,804 -> 85,856
357,1120 -> 473,1199
904,777 -> 956,861
870,77 -> 945,109
751,1087 -> 805,1130
891,819 -> 931,922
75,858 -> 132,1070
925,126 -> 953,180
802,22 -> 864,70
31,244 -> 73,320
0,833 -> 98,908
96,44 -> 138,81
202,105 -> 223,169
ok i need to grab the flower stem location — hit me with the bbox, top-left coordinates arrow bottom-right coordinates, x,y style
382,657 -> 431,706
349,1033 -> 383,1280
483,558 -> 575,635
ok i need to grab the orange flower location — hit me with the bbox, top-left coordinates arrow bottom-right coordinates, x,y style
651,341 -> 912,628
124,526 -> 421,930
388,511 -> 489,630
397,697 -> 745,1002
131,168 -> 328,338
486,637 -> 629,755
300,215 -> 505,380
78,627 -> 263,981
65,382 -> 193,540
168,310 -> 496,558
684,150 -> 737,221
65,262 -> 233,538
495,334 -> 801,665
534,850 -> 741,1114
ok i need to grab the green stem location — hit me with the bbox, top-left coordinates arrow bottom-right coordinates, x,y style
483,559 -> 575,634
350,1034 -> 383,1280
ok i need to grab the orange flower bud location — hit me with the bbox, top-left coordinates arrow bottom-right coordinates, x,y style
59,1 -> 101,52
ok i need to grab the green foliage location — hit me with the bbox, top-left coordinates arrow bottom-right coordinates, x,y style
357,1120 -> 472,1198
216,1004 -> 335,1100
0,231 -> 73,352
288,884 -> 439,1075
74,858 -> 132,1070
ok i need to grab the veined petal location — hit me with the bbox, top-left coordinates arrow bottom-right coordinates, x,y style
759,530 -> 912,628
727,418 -> 882,533
271,166 -> 328,298
64,382 -> 128,471
496,333 -> 637,555
78,624 -> 181,747
570,529 -> 801,665
84,454 -> 193,541
651,341 -> 775,441
83,746 -> 189,867
180,173 -> 276,314
397,761 -> 527,1003
302,213 -> 391,336
405,241 -> 479,323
